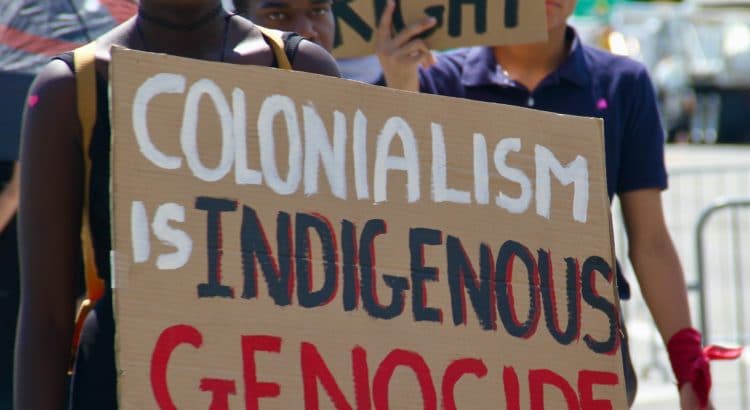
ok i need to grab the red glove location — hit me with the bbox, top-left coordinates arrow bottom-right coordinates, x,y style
667,328 -> 744,407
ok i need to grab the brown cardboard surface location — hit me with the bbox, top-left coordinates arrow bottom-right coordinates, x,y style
332,0 -> 547,58
110,47 -> 626,409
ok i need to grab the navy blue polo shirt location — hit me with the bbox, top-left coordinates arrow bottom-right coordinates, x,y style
419,27 -> 667,202
418,27 -> 668,298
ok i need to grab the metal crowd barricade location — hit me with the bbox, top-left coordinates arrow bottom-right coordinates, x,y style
694,197 -> 750,409
611,150 -> 750,408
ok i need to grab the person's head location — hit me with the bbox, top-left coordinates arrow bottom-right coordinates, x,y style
545,0 -> 577,33
139,0 -> 222,13
236,0 -> 335,51
137,0 -> 228,25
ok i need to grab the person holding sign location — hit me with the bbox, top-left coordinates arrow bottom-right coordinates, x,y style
14,1 -> 339,408
232,0 -> 336,52
375,0 -> 742,409
231,0 -> 385,83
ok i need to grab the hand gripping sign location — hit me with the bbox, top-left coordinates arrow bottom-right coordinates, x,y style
110,47 -> 625,409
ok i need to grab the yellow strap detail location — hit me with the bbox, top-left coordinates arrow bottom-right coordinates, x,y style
256,26 -> 292,70
73,42 -> 105,305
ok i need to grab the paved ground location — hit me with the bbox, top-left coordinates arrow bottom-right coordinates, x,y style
615,144 -> 750,409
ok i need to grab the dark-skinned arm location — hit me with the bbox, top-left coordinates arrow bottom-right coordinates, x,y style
15,59 -> 83,410
291,39 -> 341,77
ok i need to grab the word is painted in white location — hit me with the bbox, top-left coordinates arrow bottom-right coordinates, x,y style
132,74 -> 589,223
131,201 -> 192,270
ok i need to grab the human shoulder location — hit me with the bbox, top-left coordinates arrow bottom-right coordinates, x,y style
224,17 -> 276,66
580,43 -> 661,125
227,17 -> 339,77
27,23 -> 129,137
34,57 -> 77,88
291,39 -> 341,77
20,57 -> 83,189
26,58 -> 79,132
581,43 -> 651,84
419,47 -> 475,94
42,21 -> 128,85
427,47 -> 473,77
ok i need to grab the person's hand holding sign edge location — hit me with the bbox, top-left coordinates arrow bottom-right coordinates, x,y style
376,0 -> 436,91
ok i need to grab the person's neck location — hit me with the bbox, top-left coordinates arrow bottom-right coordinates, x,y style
134,1 -> 228,59
492,25 -> 570,91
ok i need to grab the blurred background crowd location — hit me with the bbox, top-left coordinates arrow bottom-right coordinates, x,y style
573,0 -> 750,145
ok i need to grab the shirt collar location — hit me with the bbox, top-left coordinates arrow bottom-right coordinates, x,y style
461,26 -> 591,89
460,46 -> 505,87
557,27 -> 590,87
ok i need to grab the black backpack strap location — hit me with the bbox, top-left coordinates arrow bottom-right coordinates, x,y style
282,32 -> 304,67
54,52 -> 75,70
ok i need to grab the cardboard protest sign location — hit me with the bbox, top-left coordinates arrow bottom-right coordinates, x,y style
110,47 -> 626,409
332,0 -> 547,58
